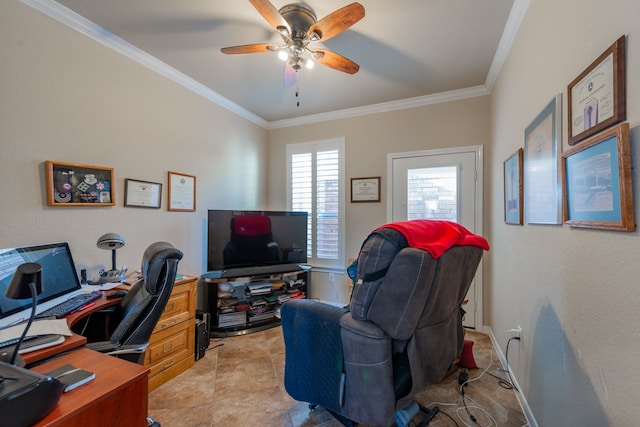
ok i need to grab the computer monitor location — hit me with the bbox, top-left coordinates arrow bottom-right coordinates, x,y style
0,242 -> 82,328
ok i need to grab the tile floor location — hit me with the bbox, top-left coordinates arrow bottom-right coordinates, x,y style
148,327 -> 527,426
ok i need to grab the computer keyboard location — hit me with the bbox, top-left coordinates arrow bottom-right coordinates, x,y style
35,291 -> 102,319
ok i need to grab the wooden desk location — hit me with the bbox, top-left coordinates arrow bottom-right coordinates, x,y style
23,292 -> 121,366
31,348 -> 149,427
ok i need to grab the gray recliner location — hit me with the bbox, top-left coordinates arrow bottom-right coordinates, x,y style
281,221 -> 488,427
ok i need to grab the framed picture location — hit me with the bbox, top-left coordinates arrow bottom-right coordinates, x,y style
568,35 -> 626,145
562,122 -> 634,231
504,148 -> 523,225
124,178 -> 162,209
351,177 -> 380,203
524,93 -> 562,224
45,161 -> 115,207
168,171 -> 196,212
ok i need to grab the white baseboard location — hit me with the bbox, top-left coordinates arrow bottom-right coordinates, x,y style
482,326 -> 538,427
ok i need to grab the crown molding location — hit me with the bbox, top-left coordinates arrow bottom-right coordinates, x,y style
23,0 -> 268,128
24,0 -> 524,130
266,85 -> 490,129
485,0 -> 529,91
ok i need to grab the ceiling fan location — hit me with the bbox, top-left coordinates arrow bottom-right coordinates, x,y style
221,0 -> 365,86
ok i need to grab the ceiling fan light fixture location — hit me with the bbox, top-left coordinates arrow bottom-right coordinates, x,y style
221,1 -> 365,80
304,58 -> 314,70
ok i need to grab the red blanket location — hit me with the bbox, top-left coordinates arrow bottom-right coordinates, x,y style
374,220 -> 490,258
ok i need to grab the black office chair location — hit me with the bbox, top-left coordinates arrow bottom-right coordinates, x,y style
86,241 -> 183,364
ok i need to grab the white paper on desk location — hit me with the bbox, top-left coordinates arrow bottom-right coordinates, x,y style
0,319 -> 72,342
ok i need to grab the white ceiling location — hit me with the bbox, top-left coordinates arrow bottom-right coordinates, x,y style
39,0 -> 521,127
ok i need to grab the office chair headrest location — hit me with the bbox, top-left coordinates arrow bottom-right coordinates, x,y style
141,241 -> 183,294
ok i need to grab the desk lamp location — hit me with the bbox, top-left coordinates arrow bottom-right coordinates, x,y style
5,262 -> 43,366
97,232 -> 126,283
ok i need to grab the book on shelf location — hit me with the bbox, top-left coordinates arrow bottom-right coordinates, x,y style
248,310 -> 275,323
45,364 -> 95,392
218,311 -> 247,327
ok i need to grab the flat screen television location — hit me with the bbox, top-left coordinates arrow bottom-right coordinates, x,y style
207,210 -> 308,272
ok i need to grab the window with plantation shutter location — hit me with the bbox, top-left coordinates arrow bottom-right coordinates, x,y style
287,139 -> 344,269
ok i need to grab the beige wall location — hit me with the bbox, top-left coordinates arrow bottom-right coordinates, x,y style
489,0 -> 640,425
267,96 -> 490,302
0,1 -> 267,285
4,0 -> 640,424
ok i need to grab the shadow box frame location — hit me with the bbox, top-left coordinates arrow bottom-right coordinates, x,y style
45,160 -> 115,207
504,148 -> 524,225
568,35 -> 626,146
562,122 -> 634,232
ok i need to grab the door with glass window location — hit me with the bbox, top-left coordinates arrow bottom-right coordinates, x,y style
388,146 -> 483,328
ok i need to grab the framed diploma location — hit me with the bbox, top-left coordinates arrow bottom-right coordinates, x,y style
567,35 -> 626,145
351,177 -> 380,203
124,178 -> 162,208
168,171 -> 196,212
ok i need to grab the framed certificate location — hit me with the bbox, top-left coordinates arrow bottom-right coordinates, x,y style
124,178 -> 162,208
351,177 -> 380,203
168,171 -> 196,212
568,35 -> 626,145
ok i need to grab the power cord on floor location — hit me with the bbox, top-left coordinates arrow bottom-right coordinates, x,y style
500,336 -> 520,392
485,370 -> 514,389
205,338 -> 225,352
460,385 -> 480,426
455,347 -> 500,427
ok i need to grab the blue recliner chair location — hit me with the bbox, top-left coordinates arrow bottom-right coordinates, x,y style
281,220 -> 488,427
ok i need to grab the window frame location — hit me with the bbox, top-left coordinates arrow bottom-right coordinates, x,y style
286,138 -> 345,270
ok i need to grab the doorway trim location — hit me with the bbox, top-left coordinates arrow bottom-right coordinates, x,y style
387,145 -> 484,329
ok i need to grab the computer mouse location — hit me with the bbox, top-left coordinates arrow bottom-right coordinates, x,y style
107,290 -> 128,299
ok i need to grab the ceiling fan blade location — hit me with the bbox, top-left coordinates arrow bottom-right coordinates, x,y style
249,0 -> 290,33
308,2 -> 365,41
284,62 -> 298,87
313,49 -> 360,74
221,43 -> 278,54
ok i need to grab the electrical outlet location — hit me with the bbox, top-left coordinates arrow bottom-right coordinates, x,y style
509,325 -> 522,339
329,272 -> 335,283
